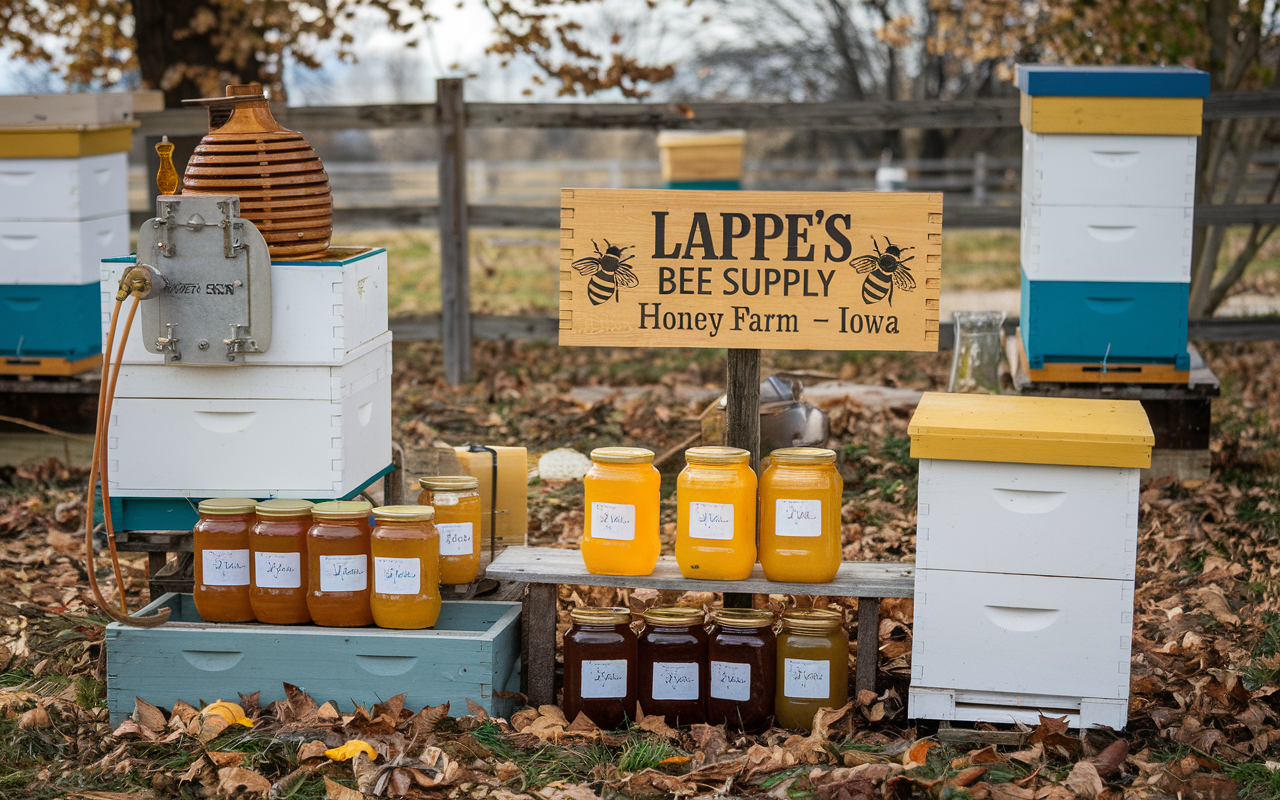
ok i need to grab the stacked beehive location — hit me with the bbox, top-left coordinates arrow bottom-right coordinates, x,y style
100,246 -> 393,531
657,131 -> 746,190
1017,65 -> 1209,383
0,94 -> 135,375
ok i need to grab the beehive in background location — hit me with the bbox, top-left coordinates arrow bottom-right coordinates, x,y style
455,446 -> 529,549
0,93 -> 153,374
906,392 -> 1153,730
1017,65 -> 1209,381
657,130 -> 745,190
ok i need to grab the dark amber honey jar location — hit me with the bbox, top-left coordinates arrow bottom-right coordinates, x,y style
563,607 -> 637,730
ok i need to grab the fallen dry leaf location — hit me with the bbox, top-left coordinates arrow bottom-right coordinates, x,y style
323,775 -> 363,800
132,697 -> 166,733
216,766 -> 271,796
298,740 -> 329,761
1064,760 -> 1104,799
17,705 -> 50,729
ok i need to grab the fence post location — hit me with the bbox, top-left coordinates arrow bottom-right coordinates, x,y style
437,77 -> 472,385
972,151 -> 987,206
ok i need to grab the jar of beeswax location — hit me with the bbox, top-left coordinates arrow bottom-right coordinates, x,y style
759,448 -> 843,583
418,476 -> 482,585
193,498 -> 257,622
250,499 -> 313,624
708,608 -> 776,731
307,501 -> 373,627
581,447 -> 661,577
563,607 -> 637,730
675,446 -> 757,580
639,607 -> 707,726
370,505 -> 441,629
775,609 -> 849,731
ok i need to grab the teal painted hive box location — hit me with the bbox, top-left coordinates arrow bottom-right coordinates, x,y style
106,594 -> 522,725
0,282 -> 101,358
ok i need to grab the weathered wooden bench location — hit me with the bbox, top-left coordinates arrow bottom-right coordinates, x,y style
485,545 -> 916,707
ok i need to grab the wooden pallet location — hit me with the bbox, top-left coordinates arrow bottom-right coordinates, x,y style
0,353 -> 101,377
1013,332 -> 1189,386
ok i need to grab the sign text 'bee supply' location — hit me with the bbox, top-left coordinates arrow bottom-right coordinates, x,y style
559,189 -> 941,350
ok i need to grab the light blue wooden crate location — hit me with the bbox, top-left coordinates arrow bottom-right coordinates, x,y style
1021,273 -> 1190,368
105,594 -> 522,725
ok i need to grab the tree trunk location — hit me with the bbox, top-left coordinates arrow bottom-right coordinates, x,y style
133,0 -> 270,107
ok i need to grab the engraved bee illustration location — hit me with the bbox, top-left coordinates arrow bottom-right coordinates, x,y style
850,235 -> 916,306
572,239 -> 639,305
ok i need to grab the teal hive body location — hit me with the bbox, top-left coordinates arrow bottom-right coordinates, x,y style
1015,65 -> 1210,97
0,282 -> 102,359
1020,274 -> 1190,369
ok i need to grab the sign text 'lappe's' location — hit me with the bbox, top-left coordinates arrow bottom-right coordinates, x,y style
559,189 -> 941,351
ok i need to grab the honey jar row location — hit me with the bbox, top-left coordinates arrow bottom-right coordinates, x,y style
582,445 -> 843,582
563,605 -> 849,733
191,476 -> 483,628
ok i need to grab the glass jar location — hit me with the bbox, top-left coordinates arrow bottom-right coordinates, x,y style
418,476 -> 482,585
948,310 -> 1005,394
675,446 -> 757,580
775,609 -> 849,731
581,447 -> 661,577
759,448 -> 843,583
370,505 -> 441,629
249,498 -> 314,624
707,608 -> 776,731
306,500 -> 373,627
563,607 -> 637,731
639,607 -> 707,726
193,498 -> 257,622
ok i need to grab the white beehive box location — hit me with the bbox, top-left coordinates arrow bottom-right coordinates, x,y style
106,331 -> 392,498
906,392 -> 1153,730
1022,131 -> 1196,208
0,152 -> 129,220
1020,199 -> 1192,283
1,214 -> 128,284
101,247 -> 388,365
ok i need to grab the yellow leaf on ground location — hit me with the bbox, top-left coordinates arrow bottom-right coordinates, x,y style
325,739 -> 379,762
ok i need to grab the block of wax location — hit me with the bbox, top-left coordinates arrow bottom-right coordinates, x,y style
454,446 -> 529,549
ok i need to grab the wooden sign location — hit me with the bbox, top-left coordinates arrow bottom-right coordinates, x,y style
559,189 -> 941,350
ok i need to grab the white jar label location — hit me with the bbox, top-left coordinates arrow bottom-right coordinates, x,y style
783,657 -> 831,699
651,662 -> 700,701
202,549 -> 249,586
254,551 -> 301,589
775,499 -> 822,537
688,501 -> 734,540
433,493 -> 460,507
319,554 -> 368,592
374,556 -> 421,595
438,522 -> 474,556
580,659 -> 628,699
591,502 -> 636,541
709,661 -> 752,701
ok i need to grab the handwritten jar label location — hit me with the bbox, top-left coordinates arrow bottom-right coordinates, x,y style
689,501 -> 735,540
319,554 -> 368,592
591,502 -> 636,541
709,660 -> 751,701
783,657 -> 830,699
438,522 -> 474,556
652,662 -> 700,701
202,548 -> 250,586
580,659 -> 629,699
775,499 -> 822,537
254,551 -> 301,589
374,556 -> 421,595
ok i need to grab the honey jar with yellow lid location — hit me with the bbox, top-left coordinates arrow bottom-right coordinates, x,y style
194,498 -> 257,623
759,448 -> 843,583
675,446 -> 757,581
582,447 -> 661,577
418,476 -> 482,585
307,500 -> 373,627
370,505 -> 441,629
250,498 -> 314,624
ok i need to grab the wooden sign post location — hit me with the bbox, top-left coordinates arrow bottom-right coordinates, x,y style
560,188 -> 941,607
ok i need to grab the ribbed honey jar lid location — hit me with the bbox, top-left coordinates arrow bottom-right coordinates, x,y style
711,608 -> 775,628
255,499 -> 315,518
197,498 -> 257,515
591,447 -> 655,465
780,608 -> 845,633
372,505 -> 435,522
642,606 -> 705,625
569,606 -> 632,625
311,500 -> 372,520
419,475 -> 480,491
770,447 -> 837,465
685,446 -> 750,465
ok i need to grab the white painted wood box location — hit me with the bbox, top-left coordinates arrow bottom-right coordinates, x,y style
100,247 -> 389,366
1,213 -> 129,285
0,152 -> 129,220
106,331 -> 391,499
907,392 -> 1153,730
1022,131 -> 1196,208
1020,199 -> 1193,284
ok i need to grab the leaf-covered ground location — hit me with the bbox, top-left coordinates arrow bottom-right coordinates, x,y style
0,341 -> 1278,799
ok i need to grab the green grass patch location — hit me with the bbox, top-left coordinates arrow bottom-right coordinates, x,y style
1225,760 -> 1280,800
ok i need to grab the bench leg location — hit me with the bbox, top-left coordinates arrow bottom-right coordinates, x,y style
147,552 -> 168,602
524,582 -> 557,707
856,597 -> 881,698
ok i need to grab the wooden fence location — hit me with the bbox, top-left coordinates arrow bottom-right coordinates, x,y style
135,83 -> 1280,384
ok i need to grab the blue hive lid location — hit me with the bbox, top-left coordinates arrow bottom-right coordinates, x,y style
1016,65 -> 1210,98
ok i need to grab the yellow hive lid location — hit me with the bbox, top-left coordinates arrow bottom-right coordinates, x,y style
908,392 -> 1153,469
